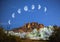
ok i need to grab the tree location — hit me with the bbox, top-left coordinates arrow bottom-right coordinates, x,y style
49,27 -> 60,42
0,27 -> 21,42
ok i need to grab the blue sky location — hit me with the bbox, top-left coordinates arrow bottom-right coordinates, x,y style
0,0 -> 60,30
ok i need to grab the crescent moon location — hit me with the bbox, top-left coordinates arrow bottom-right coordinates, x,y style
32,5 -> 35,10
8,20 -> 11,25
44,7 -> 47,12
12,13 -> 15,18
17,9 -> 21,14
38,4 -> 41,10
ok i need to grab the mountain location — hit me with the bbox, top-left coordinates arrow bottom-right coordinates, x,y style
12,22 -> 43,32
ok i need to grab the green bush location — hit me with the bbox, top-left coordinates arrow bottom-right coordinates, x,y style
49,28 -> 60,42
0,27 -> 21,42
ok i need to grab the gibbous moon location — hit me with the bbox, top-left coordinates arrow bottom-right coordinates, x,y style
12,13 -> 15,18
44,7 -> 47,12
8,20 -> 11,25
32,5 -> 35,10
17,9 -> 21,14
38,4 -> 41,10
24,6 -> 28,11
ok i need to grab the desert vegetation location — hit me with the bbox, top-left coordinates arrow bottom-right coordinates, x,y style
0,22 -> 60,42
